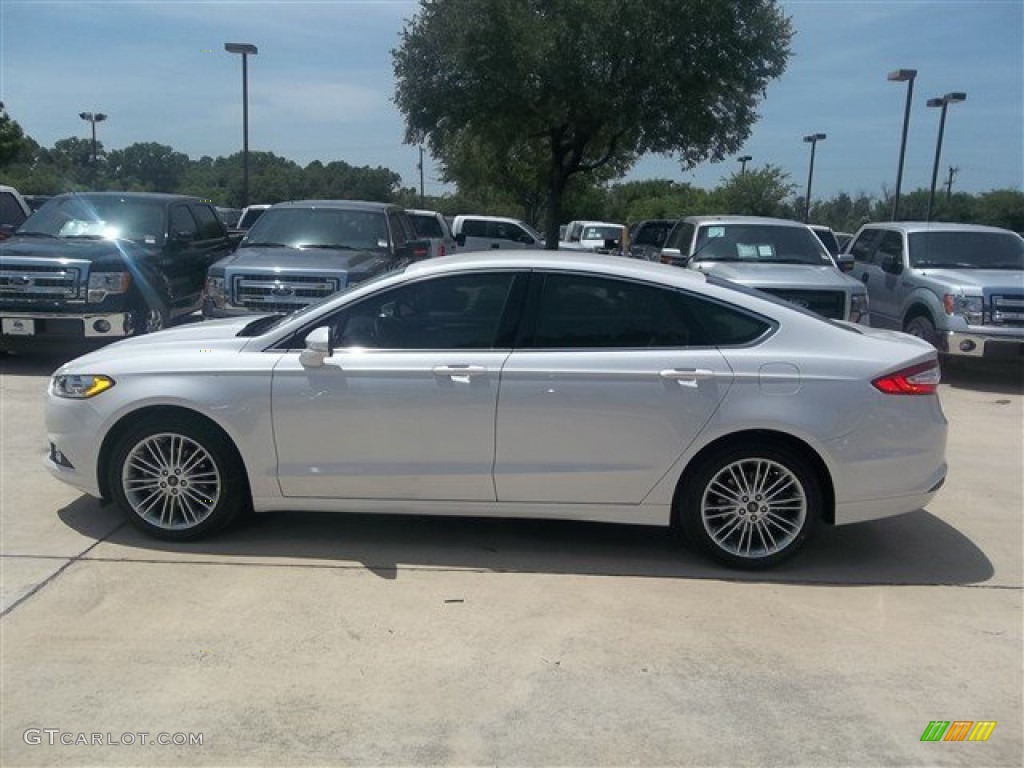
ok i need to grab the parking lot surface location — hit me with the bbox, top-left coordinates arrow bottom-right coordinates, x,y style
1,350 -> 1021,766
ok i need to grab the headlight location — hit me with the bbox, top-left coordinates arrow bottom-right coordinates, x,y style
850,293 -> 869,324
51,374 -> 115,399
87,271 -> 131,302
204,276 -> 226,308
943,294 -> 983,324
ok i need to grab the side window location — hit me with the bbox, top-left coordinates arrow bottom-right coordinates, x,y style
0,192 -> 28,228
850,229 -> 883,264
664,222 -> 694,252
329,273 -> 515,350
169,205 -> 198,240
387,212 -> 406,245
875,230 -> 904,262
461,218 -> 488,238
190,205 -> 226,240
529,273 -> 708,349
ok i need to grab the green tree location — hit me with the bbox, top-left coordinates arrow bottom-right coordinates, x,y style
972,189 -> 1024,232
0,106 -> 29,169
394,0 -> 792,247
106,142 -> 190,192
711,165 -> 795,217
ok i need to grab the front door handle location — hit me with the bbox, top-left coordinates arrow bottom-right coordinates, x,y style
659,368 -> 716,382
432,365 -> 487,381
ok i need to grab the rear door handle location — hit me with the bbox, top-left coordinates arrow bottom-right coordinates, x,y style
659,368 -> 716,382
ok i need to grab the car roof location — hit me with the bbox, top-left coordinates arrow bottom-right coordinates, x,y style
269,200 -> 397,212
454,214 -> 525,224
858,221 -> 1020,235
406,209 -> 443,216
404,249 -> 709,286
682,215 -> 811,227
49,191 -> 203,204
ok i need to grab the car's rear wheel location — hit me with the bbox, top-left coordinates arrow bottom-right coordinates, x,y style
904,315 -> 939,348
679,442 -> 820,568
107,417 -> 247,540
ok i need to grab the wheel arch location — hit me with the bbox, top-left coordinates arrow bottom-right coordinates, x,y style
671,429 -> 836,526
97,404 -> 249,502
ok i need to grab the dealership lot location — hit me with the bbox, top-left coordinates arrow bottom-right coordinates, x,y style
1,350 -> 1021,766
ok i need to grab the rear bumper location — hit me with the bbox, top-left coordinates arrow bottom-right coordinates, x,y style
944,331 -> 1024,359
1,311 -> 132,341
833,464 -> 947,525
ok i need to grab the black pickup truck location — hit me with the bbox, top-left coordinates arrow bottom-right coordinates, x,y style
1,192 -> 235,349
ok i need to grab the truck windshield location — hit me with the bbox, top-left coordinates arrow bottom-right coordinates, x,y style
693,224 -> 831,265
909,231 -> 1024,270
19,196 -> 166,244
244,208 -> 389,251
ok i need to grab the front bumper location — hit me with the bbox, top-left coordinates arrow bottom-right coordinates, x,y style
944,330 -> 1024,359
1,311 -> 133,341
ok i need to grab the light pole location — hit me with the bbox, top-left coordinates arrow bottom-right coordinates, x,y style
738,155 -> 752,174
887,68 -> 917,220
224,42 -> 258,207
926,92 -> 966,222
802,133 -> 826,223
79,111 -> 107,187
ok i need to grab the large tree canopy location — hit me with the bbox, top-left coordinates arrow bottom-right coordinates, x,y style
393,0 -> 792,246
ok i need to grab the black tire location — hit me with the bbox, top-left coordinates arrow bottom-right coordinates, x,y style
132,302 -> 168,335
904,315 -> 940,349
678,442 -> 821,569
106,416 -> 248,541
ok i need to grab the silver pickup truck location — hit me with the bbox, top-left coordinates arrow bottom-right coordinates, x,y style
846,222 -> 1023,360
658,215 -> 869,323
202,200 -> 429,318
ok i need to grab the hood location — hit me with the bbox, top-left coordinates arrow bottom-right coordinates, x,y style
58,316 -> 258,371
215,245 -> 383,273
696,262 -> 863,291
1,236 -> 151,266
917,268 -> 1024,294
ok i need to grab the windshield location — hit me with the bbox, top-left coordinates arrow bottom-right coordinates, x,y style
581,225 -> 622,241
694,224 -> 831,265
634,222 -> 672,247
243,207 -> 389,250
237,207 -> 267,229
19,195 -> 166,244
909,231 -> 1024,269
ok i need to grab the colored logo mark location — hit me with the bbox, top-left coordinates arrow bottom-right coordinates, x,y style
920,721 -> 996,742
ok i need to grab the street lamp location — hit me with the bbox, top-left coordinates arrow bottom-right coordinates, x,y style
887,68 -> 917,220
802,133 -> 826,223
224,42 -> 258,207
926,92 -> 966,221
79,111 -> 108,186
737,155 -> 752,174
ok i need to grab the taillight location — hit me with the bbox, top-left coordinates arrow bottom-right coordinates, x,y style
872,360 -> 941,395
659,253 -> 671,264
439,243 -> 446,257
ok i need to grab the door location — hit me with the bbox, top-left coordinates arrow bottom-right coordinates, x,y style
494,272 -> 734,504
855,229 -> 905,328
271,271 -> 523,499
163,204 -> 203,310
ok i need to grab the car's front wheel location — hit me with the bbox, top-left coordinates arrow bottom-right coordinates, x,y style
904,315 -> 940,348
107,417 -> 247,540
679,442 -> 821,568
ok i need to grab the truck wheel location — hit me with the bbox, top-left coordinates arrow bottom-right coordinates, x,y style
904,316 -> 939,348
133,303 -> 168,335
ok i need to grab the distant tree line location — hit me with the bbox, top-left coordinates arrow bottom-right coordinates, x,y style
1,106 -> 1020,235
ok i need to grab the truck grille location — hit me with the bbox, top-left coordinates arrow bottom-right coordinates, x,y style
231,273 -> 343,313
0,263 -> 83,303
990,294 -> 1024,327
760,289 -> 846,320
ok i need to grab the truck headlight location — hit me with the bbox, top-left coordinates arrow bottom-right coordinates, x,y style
850,293 -> 869,324
87,271 -> 131,302
204,276 -> 227,308
943,294 -> 983,325
51,374 -> 115,399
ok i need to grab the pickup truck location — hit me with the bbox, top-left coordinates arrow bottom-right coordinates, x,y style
846,221 -> 1023,359
1,192 -> 235,349
659,215 -> 869,323
202,200 -> 429,317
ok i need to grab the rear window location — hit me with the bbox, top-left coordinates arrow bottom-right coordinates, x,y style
409,213 -> 445,238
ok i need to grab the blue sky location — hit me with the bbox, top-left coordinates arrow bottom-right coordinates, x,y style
1,0 -> 1021,201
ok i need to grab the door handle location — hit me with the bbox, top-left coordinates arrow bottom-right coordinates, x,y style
432,365 -> 487,378
659,368 -> 716,382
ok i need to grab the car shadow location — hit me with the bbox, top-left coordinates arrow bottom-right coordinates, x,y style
942,358 -> 1023,395
0,346 -> 80,377
57,496 -> 994,587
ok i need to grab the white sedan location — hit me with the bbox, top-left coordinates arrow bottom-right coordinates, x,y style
44,252 -> 948,568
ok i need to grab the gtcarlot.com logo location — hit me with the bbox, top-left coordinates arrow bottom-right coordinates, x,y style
23,729 -> 203,747
920,721 -> 996,742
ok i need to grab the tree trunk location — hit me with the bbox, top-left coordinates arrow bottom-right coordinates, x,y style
544,137 -> 568,250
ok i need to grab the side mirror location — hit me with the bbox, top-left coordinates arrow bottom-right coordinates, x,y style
455,232 -> 466,247
171,230 -> 196,244
880,253 -> 904,275
659,247 -> 684,266
299,326 -> 332,368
